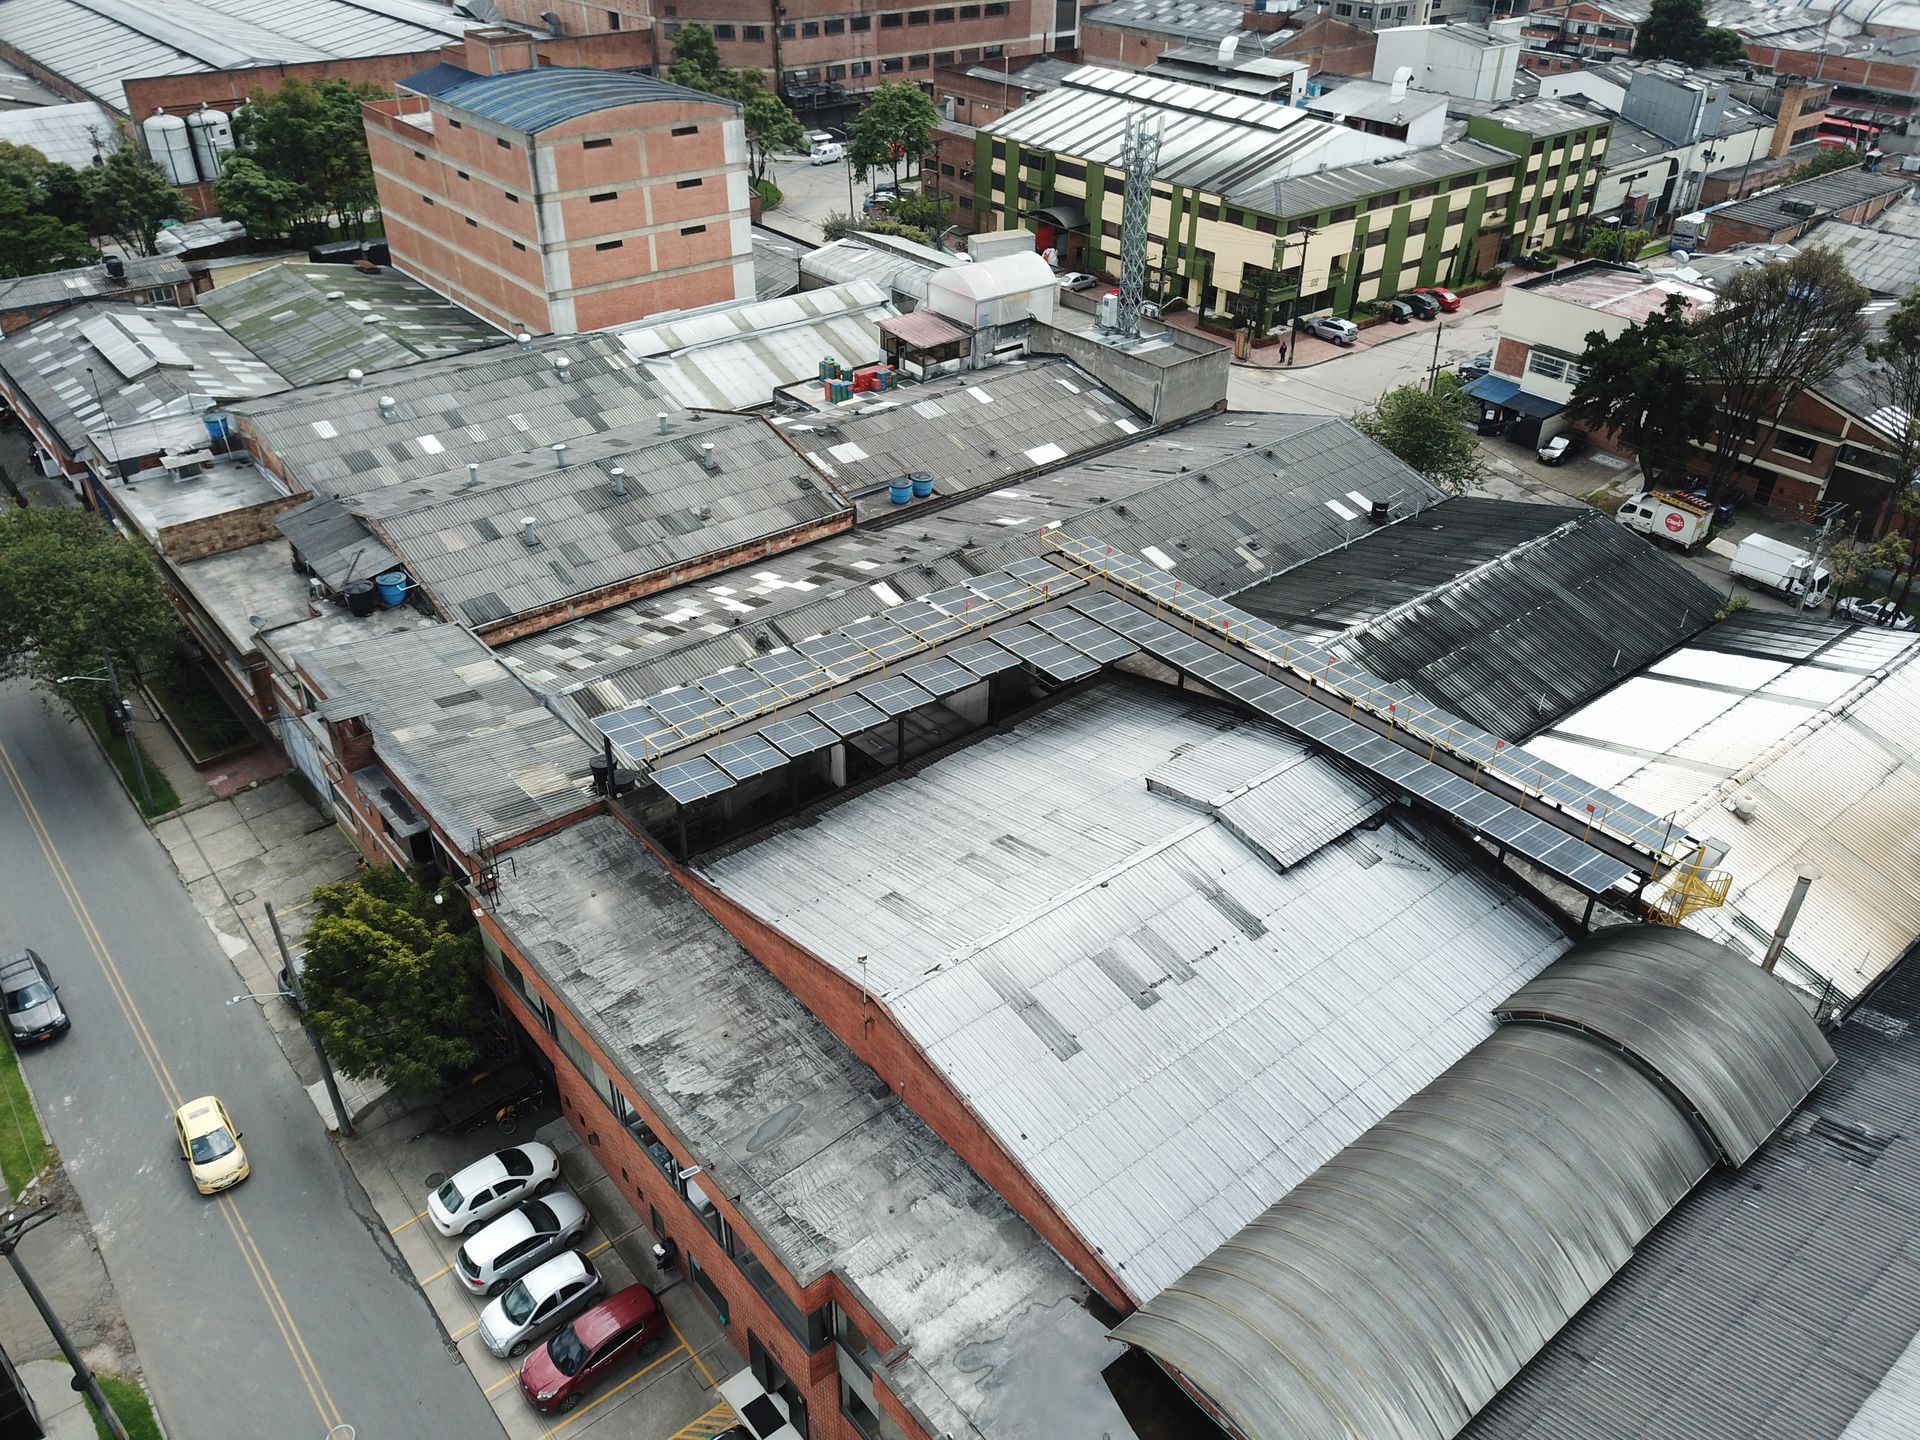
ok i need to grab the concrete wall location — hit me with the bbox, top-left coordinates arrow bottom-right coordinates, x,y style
1026,316 -> 1228,425
1373,24 -> 1519,102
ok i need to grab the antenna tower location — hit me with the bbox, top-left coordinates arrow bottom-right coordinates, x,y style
1117,109 -> 1162,339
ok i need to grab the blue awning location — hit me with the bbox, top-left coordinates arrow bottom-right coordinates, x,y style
1463,373 -> 1564,419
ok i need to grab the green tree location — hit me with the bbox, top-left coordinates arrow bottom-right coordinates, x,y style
211,155 -> 305,243
665,23 -> 725,90
301,866 -> 490,1094
1692,246 -> 1868,503
849,81 -> 939,186
1787,143 -> 1868,185
0,183 -> 95,277
1569,293 -> 1712,485
0,139 -> 50,195
1635,0 -> 1746,66
231,78 -> 386,238
1354,385 -> 1485,496
741,85 -> 803,188
1862,292 -> 1920,604
1583,225 -> 1651,263
80,147 -> 187,255
0,509 -> 181,690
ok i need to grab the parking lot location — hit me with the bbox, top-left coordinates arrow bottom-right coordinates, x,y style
351,1111 -> 741,1440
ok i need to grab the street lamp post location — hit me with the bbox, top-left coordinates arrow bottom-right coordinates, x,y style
58,633 -> 152,813
1282,224 -> 1318,368
0,1205 -> 131,1440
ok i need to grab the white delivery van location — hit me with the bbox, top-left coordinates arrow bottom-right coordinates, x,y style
806,132 -> 844,165
1730,533 -> 1833,606
1615,490 -> 1713,550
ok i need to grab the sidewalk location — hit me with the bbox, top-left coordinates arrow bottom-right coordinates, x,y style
1158,280 -> 1509,369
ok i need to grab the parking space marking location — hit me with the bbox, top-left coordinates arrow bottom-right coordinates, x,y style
534,1342 -> 689,1439
390,1209 -> 431,1235
452,1318 -> 480,1340
486,1364 -> 529,1397
668,1316 -> 716,1389
422,1259 -> 456,1283
583,1221 -> 646,1259
668,1402 -> 742,1440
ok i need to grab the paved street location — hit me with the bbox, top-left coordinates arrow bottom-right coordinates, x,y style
0,681 -> 505,1440
1226,304 -> 1506,416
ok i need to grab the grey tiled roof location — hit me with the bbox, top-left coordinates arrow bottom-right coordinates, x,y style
356,414 -> 850,628
299,623 -> 597,848
198,263 -> 504,387
1462,951 -> 1920,1440
0,255 -> 189,314
227,331 -> 674,500
1710,169 -> 1912,236
1240,139 -> 1518,218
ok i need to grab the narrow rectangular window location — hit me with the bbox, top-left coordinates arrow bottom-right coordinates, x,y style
590,191 -> 617,202
496,137 -> 511,149
583,137 -> 613,150
825,17 -> 845,33
512,240 -> 526,250
464,216 -> 477,226
672,125 -> 699,137
851,15 -> 871,29
448,118 -> 462,128
596,239 -> 624,250
676,178 -> 701,189
609,10 -> 621,28
714,24 -> 736,39
422,194 -> 434,206
504,190 -> 519,202
681,224 -> 707,235
457,169 -> 469,179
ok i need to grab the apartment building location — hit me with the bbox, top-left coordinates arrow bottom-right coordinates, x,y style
366,58 -> 751,334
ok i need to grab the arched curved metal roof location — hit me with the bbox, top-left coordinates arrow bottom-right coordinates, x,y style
437,68 -> 731,134
1113,927 -> 1835,1440
1497,926 -> 1835,1165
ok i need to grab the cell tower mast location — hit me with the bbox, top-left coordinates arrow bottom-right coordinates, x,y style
1116,108 -> 1163,339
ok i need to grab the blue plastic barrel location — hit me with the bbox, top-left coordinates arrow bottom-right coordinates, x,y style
889,479 -> 912,505
911,472 -> 934,498
375,570 -> 407,607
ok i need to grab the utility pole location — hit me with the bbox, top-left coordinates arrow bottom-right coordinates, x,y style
265,902 -> 354,1139
1428,320 -> 1445,395
0,1205 -> 131,1440
93,622 -> 152,813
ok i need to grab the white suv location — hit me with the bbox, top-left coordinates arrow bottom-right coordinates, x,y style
1301,315 -> 1359,346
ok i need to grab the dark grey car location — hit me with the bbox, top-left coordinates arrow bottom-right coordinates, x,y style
1,949 -> 69,1044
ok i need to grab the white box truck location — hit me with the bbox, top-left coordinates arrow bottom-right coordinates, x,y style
1615,491 -> 1713,550
1730,534 -> 1832,607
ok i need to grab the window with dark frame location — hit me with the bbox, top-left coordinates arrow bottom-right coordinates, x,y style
584,137 -> 612,149
590,191 -> 617,202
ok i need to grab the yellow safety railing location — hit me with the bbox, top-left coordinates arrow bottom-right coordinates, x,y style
1645,845 -> 1734,925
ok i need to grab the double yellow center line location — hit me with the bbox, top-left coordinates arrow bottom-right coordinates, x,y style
0,739 -> 345,1435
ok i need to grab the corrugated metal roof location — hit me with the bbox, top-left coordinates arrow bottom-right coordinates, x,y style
798,238 -> 959,306
613,282 -> 895,411
1498,925 -> 1836,1165
299,623 -> 597,848
1530,615 -> 1920,1001
1237,506 -> 1722,741
435,67 -> 731,133
1464,948 -> 1920,1440
1114,1016 -> 1721,1440
357,414 -> 849,627
228,330 -> 672,500
0,100 -> 119,169
700,687 -> 1571,1301
0,255 -> 190,315
0,0 -> 469,113
198,262 -> 504,386
272,495 -> 399,588
1710,169 -> 1910,237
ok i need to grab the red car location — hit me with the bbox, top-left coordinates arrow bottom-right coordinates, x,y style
1416,286 -> 1461,312
518,1284 -> 668,1414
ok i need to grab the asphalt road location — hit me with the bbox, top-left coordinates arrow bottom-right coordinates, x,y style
0,681 -> 504,1440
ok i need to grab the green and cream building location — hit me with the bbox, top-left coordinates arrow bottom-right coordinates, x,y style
974,68 -> 1609,325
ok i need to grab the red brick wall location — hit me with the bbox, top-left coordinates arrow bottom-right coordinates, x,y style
1078,22 -> 1171,70
1494,335 -> 1532,378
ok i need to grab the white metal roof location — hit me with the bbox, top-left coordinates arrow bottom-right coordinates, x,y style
0,100 -> 120,169
1529,614 -> 1920,1001
699,688 -> 1571,1301
0,0 -> 470,113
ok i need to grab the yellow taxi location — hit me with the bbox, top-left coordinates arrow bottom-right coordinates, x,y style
173,1095 -> 250,1195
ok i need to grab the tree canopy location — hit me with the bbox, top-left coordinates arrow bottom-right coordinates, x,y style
1634,0 -> 1745,66
0,183 -> 95,277
0,508 -> 182,690
1569,293 -> 1713,485
1353,385 -> 1484,496
82,146 -> 187,256
228,78 -> 386,240
850,82 -> 939,186
663,26 -> 803,188
302,865 -> 491,1094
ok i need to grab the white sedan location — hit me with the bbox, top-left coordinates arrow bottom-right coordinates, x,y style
1056,272 -> 1101,292
479,1251 -> 605,1358
1835,596 -> 1916,630
427,1142 -> 560,1236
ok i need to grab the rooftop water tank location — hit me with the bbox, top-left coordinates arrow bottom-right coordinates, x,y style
142,110 -> 197,186
186,106 -> 234,182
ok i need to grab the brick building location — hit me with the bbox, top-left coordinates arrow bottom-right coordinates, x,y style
1701,167 -> 1909,250
366,57 -> 752,334
1080,0 -> 1378,76
1518,0 -> 1640,57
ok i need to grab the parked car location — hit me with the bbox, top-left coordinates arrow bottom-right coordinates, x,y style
1376,299 -> 1415,324
457,1191 -> 593,1295
1398,291 -> 1440,320
479,1251 -> 605,1358
862,182 -> 915,212
519,1283 -> 669,1414
1537,431 -> 1588,465
1835,596 -> 1917,630
1,949 -> 68,1044
174,1095 -> 249,1195
1416,286 -> 1462,312
1300,315 -> 1359,346
428,1142 -> 561,1237
1455,352 -> 1492,382
807,140 -> 844,165
1056,272 -> 1101,292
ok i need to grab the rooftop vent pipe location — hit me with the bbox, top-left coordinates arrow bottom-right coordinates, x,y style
657,412 -> 670,435
552,355 -> 571,377
521,516 -> 539,547
325,289 -> 345,301
610,466 -> 628,496
515,332 -> 532,347
552,442 -> 568,467
467,462 -> 480,484
347,368 -> 364,387
378,395 -> 396,415
700,443 -> 718,472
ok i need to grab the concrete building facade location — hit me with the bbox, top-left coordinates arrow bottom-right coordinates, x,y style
366,58 -> 751,334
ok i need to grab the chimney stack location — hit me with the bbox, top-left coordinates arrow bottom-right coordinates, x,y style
700,443 -> 718,472
1761,864 -> 1821,973
521,516 -> 540,547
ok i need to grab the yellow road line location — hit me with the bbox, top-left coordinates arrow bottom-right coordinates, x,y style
668,1315 -> 716,1389
0,738 -> 344,1434
583,1220 -> 646,1259
535,1342 -> 687,1438
451,1319 -> 480,1341
389,1208 -> 431,1235
485,1365 -> 528,1396
667,1402 -> 742,1440
421,1260 -> 455,1283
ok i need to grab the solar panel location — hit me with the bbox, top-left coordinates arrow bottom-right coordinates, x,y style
857,675 -> 935,716
747,651 -> 815,686
903,657 -> 974,697
844,617 -> 925,664
795,631 -> 878,682
995,624 -> 1099,682
1003,555 -> 1065,584
699,668 -> 761,704
762,715 -> 837,757
1032,612 -> 1138,664
949,640 -> 1021,677
592,703 -> 675,758
810,695 -> 888,737
651,756 -> 735,804
709,735 -> 786,781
